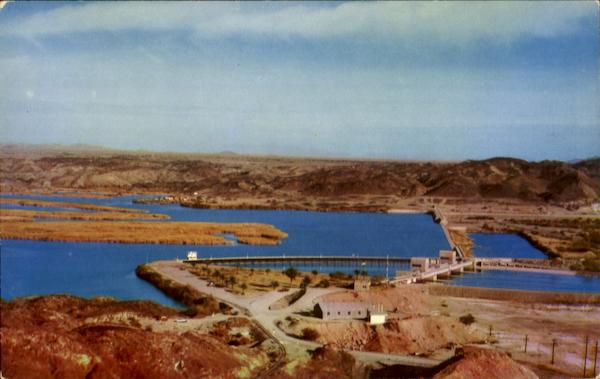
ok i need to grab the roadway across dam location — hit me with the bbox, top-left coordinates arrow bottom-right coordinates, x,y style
183,255 -> 564,283
184,255 -> 411,265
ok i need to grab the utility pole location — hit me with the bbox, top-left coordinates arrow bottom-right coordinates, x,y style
524,335 -> 528,353
551,339 -> 556,365
488,325 -> 493,339
583,335 -> 589,378
593,340 -> 598,378
386,254 -> 389,281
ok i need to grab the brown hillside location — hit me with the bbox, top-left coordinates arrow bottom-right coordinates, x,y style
425,158 -> 599,202
432,347 -> 538,379
0,296 -> 273,379
1,145 -> 598,207
574,157 -> 600,181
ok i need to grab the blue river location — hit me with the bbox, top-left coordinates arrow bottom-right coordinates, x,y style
469,233 -> 547,259
1,194 -> 598,306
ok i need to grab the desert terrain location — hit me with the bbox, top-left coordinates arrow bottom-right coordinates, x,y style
0,295 -> 338,379
135,260 -> 599,378
275,282 -> 600,378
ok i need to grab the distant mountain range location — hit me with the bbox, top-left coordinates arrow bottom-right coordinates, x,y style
1,144 -> 598,205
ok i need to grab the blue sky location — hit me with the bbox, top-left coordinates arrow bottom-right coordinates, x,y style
0,1 -> 598,160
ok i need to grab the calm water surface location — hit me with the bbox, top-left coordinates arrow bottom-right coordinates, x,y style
1,194 -> 598,304
1,240 -> 183,307
443,269 -> 600,293
469,233 -> 546,258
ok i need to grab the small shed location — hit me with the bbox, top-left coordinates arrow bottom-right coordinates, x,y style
368,310 -> 387,325
187,251 -> 198,260
314,301 -> 368,321
439,250 -> 456,265
368,304 -> 387,325
353,278 -> 371,292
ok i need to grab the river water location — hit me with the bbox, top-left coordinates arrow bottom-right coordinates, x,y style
1,194 -> 598,305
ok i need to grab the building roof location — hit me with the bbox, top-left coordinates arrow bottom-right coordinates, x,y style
316,301 -> 368,314
368,303 -> 386,315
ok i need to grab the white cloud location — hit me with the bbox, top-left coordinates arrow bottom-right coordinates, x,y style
0,2 -> 594,46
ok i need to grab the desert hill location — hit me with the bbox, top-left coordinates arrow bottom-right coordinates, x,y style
423,158 -> 599,203
574,157 -> 600,182
1,145 -> 598,209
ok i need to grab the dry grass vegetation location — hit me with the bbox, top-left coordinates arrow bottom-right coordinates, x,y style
448,229 -> 474,257
0,208 -> 169,221
188,264 -> 334,295
0,197 -> 146,213
0,196 -> 288,245
1,220 -> 287,245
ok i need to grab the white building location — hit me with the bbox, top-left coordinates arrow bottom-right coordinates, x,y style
187,251 -> 198,260
314,301 -> 368,321
369,304 -> 387,325
314,301 -> 387,324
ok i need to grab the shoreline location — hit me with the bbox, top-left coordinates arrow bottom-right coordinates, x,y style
387,208 -> 426,214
